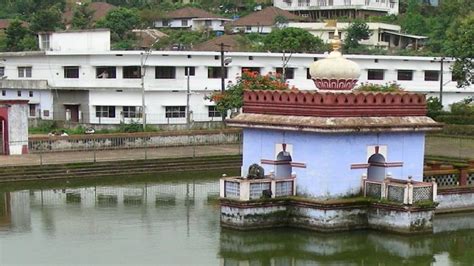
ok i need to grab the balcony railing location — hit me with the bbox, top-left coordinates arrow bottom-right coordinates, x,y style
220,176 -> 296,201
363,176 -> 437,204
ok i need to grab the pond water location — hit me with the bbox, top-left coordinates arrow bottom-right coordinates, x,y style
1,173 -> 474,265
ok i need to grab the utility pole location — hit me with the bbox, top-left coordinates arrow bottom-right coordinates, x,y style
140,52 -> 146,130
220,42 -> 225,94
186,67 -> 191,130
439,57 -> 444,106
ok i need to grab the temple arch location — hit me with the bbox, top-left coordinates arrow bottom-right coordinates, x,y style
275,151 -> 292,178
367,153 -> 386,181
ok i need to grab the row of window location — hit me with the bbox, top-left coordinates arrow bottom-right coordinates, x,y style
1,90 -> 34,97
3,65 -> 451,82
95,106 -> 221,118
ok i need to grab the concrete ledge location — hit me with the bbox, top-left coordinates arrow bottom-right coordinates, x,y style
220,197 -> 434,234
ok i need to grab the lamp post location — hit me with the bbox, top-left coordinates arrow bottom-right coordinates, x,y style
186,66 -> 191,130
218,42 -> 231,120
433,57 -> 446,107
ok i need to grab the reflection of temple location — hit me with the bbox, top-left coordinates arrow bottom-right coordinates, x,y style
0,192 -> 11,228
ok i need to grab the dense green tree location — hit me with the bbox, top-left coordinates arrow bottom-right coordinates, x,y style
29,6 -> 64,32
5,19 -> 29,51
263,27 -> 326,53
343,20 -> 371,53
445,14 -> 474,87
95,7 -> 140,40
71,3 -> 95,29
400,0 -> 427,36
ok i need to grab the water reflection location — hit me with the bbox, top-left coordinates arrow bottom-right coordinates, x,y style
1,178 -> 474,265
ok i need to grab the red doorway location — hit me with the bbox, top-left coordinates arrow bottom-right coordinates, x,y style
64,104 -> 79,122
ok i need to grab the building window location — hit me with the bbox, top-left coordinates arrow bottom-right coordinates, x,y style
246,26 -> 252,31
397,70 -> 413,81
208,67 -> 228,79
205,20 -> 212,27
122,106 -> 139,118
208,106 -> 221,117
165,106 -> 186,118
1,90 -> 5,96
425,70 -> 439,81
96,66 -> 116,79
18,67 -> 32,78
43,110 -> 50,117
29,91 -> 33,97
185,67 -> 195,76
162,20 -> 169,27
367,69 -> 385,80
64,66 -> 79,79
123,66 -> 141,79
96,106 -> 116,118
29,104 -> 36,117
241,67 -> 261,75
17,91 -> 21,97
40,34 -> 50,50
155,66 -> 176,79
0,67 -> 4,77
181,19 -> 188,27
276,67 -> 295,80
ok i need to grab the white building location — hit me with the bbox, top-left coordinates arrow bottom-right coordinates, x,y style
289,22 -> 427,49
153,7 -> 232,33
273,0 -> 399,19
0,30 -> 470,126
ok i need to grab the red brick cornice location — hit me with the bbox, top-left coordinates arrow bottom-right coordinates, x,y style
243,90 -> 427,117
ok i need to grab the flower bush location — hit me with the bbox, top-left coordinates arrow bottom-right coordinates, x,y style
208,70 -> 295,115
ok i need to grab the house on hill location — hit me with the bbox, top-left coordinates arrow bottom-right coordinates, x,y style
154,7 -> 232,33
230,6 -> 307,34
63,2 -> 117,29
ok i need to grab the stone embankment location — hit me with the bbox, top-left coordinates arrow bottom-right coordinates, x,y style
0,155 -> 241,183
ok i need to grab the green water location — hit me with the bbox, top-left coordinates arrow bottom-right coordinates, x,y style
1,173 -> 474,265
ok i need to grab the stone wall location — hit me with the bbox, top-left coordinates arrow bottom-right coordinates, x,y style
436,187 -> 474,212
220,198 -> 434,234
29,129 -> 241,153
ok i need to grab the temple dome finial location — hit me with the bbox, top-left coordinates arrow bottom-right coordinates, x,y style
309,23 -> 360,91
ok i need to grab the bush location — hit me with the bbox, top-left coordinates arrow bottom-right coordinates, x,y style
29,120 -> 58,134
118,121 -> 143,133
354,82 -> 404,92
435,115 -> 474,125
440,124 -> 474,136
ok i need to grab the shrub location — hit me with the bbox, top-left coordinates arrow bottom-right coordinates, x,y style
354,82 -> 404,92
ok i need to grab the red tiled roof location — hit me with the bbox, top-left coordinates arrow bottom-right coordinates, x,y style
192,35 -> 247,52
165,7 -> 225,19
63,2 -> 117,25
231,6 -> 307,26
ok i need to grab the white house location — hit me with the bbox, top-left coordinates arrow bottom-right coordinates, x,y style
289,22 -> 427,49
273,0 -> 399,19
153,7 -> 232,33
230,6 -> 307,34
0,30 -> 470,126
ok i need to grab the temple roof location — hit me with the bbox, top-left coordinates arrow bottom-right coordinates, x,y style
227,113 -> 441,133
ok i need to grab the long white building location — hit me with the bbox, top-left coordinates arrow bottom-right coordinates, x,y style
0,30 -> 471,126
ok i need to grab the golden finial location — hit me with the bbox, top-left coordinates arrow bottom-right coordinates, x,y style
330,27 -> 341,52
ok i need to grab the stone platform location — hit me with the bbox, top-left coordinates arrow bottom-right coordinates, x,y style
220,197 -> 435,234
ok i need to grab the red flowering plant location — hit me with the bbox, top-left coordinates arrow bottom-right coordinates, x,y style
208,70 -> 296,116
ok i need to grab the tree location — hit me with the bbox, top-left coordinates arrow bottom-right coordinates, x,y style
154,30 -> 211,50
5,19 -> 30,51
71,3 -> 95,29
29,6 -> 64,32
95,7 -> 140,41
444,14 -> 474,87
400,0 -> 427,36
343,20 -> 371,53
209,70 -> 293,115
263,27 -> 326,53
